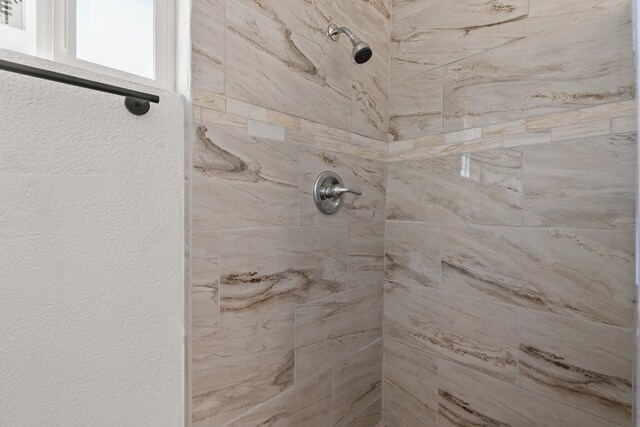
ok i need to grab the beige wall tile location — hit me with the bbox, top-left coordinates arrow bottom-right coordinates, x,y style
200,109 -> 248,133
612,115 -> 638,134
391,0 -> 528,77
413,133 -> 446,148
385,221 -> 441,288
383,339 -> 438,426
225,98 -> 268,121
387,139 -> 414,152
384,282 -> 518,381
523,133 -> 636,229
348,222 -> 385,288
519,311 -> 633,425
345,397 -> 381,427
445,127 -> 482,144
221,0 -> 390,139
298,147 -> 386,225
526,100 -> 636,131
192,0 -> 225,94
551,119 -> 611,142
443,4 -> 633,131
224,0 -> 352,131
191,127 -> 298,232
193,88 -> 225,112
247,120 -> 286,141
438,361 -> 619,427
295,285 -> 382,382
267,110 -> 302,129
352,50 -> 390,141
442,225 -> 635,328
191,225 -> 347,426
482,119 -> 526,137
192,232 -> 219,328
502,131 -> 551,148
332,340 -> 383,426
387,148 -> 523,225
226,370 -> 332,427
389,67 -> 443,141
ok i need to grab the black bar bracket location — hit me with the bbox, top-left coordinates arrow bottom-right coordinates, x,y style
124,97 -> 151,116
0,59 -> 160,116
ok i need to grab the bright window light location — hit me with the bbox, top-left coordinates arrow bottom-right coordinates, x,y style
76,0 -> 155,79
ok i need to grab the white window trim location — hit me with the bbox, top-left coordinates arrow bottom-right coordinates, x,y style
1,0 -> 175,90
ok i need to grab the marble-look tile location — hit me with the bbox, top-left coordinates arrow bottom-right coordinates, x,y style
200,109 -> 248,133
226,98 -> 268,121
529,0 -> 630,18
192,232 -> 219,328
386,148 -> 523,225
346,397 -> 382,427
224,0 -> 389,139
225,0 -> 353,132
295,284 -> 382,383
384,282 -> 518,381
391,0 -> 529,77
191,126 -> 298,232
332,340 -> 383,426
502,131 -> 551,148
384,221 -> 440,288
443,4 -> 633,131
351,18 -> 390,141
226,370 -> 332,427
445,127 -> 482,144
192,324 -> 294,427
193,88 -> 225,112
351,134 -> 389,153
389,67 -> 443,141
438,361 -> 618,427
523,133 -> 636,229
192,225 -> 347,426
612,115 -> 638,134
247,120 -> 286,141
519,311 -> 633,425
267,109 -> 302,129
192,0 -> 225,94
525,99 -> 636,131
299,147 -> 386,225
482,119 -> 526,137
442,225 -> 635,327
383,339 -> 438,426
348,222 -> 385,288
550,118 -> 611,142
413,133 -> 445,148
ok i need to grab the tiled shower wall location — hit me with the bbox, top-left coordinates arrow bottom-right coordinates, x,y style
389,0 -> 635,141
193,0 -> 390,141
189,0 -> 637,426
382,0 -> 637,425
382,101 -> 637,426
188,0 -> 390,425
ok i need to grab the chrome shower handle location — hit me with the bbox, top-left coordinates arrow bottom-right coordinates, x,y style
313,171 -> 363,215
323,185 -> 363,198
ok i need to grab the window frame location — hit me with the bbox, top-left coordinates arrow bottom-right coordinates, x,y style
1,0 -> 175,90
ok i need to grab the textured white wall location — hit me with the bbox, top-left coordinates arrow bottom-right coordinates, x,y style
0,50 -> 185,426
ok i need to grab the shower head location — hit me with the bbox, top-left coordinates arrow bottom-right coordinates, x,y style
327,24 -> 373,64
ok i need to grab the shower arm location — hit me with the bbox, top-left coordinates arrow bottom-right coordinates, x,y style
328,25 -> 362,44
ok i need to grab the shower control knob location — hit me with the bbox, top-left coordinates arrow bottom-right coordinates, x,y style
313,171 -> 363,215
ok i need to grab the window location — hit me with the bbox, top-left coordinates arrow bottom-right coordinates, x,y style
0,0 -> 175,89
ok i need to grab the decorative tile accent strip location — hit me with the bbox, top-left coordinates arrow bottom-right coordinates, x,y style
195,97 -> 636,162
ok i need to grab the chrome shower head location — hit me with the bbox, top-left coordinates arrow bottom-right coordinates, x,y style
327,24 -> 373,64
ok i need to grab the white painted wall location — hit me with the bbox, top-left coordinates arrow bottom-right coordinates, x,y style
0,50 -> 185,426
